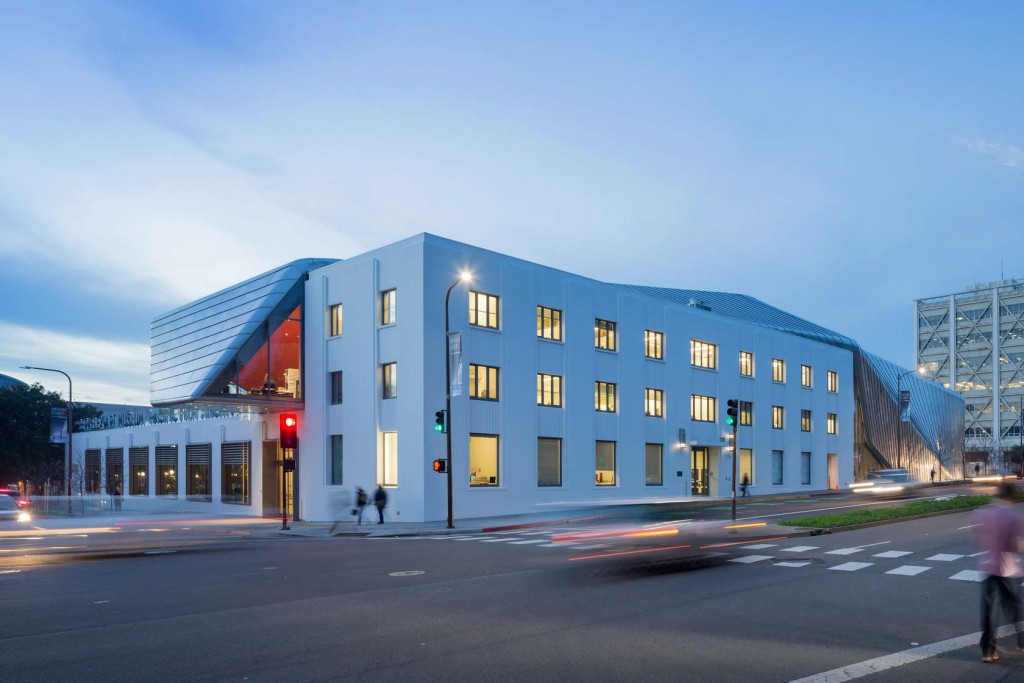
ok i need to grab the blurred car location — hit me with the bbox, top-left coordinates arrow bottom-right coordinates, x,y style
0,495 -> 31,526
970,469 -> 1019,484
0,488 -> 28,508
849,469 -> 926,498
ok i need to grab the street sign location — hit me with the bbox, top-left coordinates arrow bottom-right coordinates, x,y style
50,407 -> 68,444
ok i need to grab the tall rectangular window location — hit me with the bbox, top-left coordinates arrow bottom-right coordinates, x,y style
105,447 -> 123,495
470,434 -> 499,486
382,362 -> 397,399
595,441 -> 616,486
380,432 -> 398,487
330,435 -> 343,485
740,400 -> 753,426
595,319 -> 617,351
381,289 -> 396,325
772,405 -> 785,429
329,303 -> 343,336
772,450 -> 784,485
691,339 -> 718,369
156,445 -> 177,497
537,306 -> 562,341
186,444 -> 212,502
330,371 -> 343,404
801,364 -> 813,388
469,364 -> 499,400
469,291 -> 499,329
827,413 -> 838,435
645,443 -> 663,486
739,351 -> 754,377
801,451 -> 812,485
221,441 -> 250,505
740,448 -> 754,485
129,446 -> 148,496
595,381 -> 617,412
691,394 -> 716,422
827,370 -> 838,393
85,449 -> 100,494
538,438 -> 562,487
537,373 -> 562,407
772,358 -> 786,383
801,409 -> 812,432
645,388 -> 664,417
645,330 -> 664,359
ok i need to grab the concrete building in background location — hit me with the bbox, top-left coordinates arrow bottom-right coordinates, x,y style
70,234 -> 963,522
917,278 -> 1024,465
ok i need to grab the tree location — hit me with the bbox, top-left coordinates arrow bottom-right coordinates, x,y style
0,384 -> 102,487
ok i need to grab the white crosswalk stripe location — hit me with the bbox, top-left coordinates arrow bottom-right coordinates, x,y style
780,546 -> 818,553
775,561 -> 812,568
741,543 -> 777,550
826,548 -> 864,555
874,550 -> 912,558
730,555 -> 774,564
926,553 -> 963,562
950,570 -> 985,582
830,562 -> 873,572
887,565 -> 931,576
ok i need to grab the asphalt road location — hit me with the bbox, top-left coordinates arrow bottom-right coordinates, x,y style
1,500 -> 1022,682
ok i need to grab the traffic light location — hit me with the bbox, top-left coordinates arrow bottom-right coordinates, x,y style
726,399 -> 738,426
280,413 -> 298,449
434,410 -> 448,433
433,458 -> 448,473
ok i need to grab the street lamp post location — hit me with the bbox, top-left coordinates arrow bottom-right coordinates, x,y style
21,366 -> 73,514
895,368 -> 922,471
444,272 -> 472,529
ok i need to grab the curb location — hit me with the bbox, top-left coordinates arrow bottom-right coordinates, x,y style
784,502 -> 991,536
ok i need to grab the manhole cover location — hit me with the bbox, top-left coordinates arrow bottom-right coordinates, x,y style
388,570 -> 425,577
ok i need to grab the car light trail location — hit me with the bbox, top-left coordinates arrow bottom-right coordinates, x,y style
569,544 -> 693,562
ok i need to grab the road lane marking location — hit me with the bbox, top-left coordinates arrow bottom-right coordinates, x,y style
950,570 -> 985,582
507,539 -> 549,545
959,523 -> 981,529
788,624 -> 1019,683
873,551 -> 912,558
741,543 -> 777,549
925,554 -> 963,562
729,555 -> 773,563
968,551 -> 985,557
826,548 -> 864,556
478,538 -> 516,542
780,546 -> 819,553
775,561 -> 812,568
829,562 -> 873,572
886,565 -> 930,576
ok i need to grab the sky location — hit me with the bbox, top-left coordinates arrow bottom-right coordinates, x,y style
1,1 -> 1021,405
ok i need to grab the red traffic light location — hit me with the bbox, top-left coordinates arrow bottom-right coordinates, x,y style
280,413 -> 298,449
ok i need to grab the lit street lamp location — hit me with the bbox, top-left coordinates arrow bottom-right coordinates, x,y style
444,271 -> 472,529
21,365 -> 73,513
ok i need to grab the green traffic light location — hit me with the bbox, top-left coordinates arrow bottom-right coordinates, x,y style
725,416 -> 736,426
434,423 -> 443,432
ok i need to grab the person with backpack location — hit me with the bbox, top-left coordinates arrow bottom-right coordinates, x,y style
373,484 -> 387,524
355,486 -> 368,525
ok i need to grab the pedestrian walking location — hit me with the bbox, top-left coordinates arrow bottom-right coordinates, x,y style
355,486 -> 368,525
112,486 -> 122,512
740,474 -> 750,497
930,468 -> 936,484
373,484 -> 387,524
974,481 -> 1024,662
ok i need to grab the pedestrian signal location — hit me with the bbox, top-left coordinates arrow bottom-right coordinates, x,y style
433,458 -> 448,473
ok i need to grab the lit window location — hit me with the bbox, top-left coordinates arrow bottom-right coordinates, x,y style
186,444 -> 212,502
772,405 -> 785,429
801,365 -> 813,388
772,358 -> 786,383
595,319 -> 617,351
645,388 -> 664,417
381,289 -> 396,325
691,394 -> 716,422
538,438 -> 561,487
828,370 -> 838,393
330,435 -> 343,486
827,413 -> 838,435
596,441 -> 616,485
330,371 -> 343,405
220,441 -> 250,505
739,351 -> 754,377
740,400 -> 753,426
380,432 -> 397,486
595,381 -> 617,412
801,409 -> 812,432
329,304 -> 343,337
537,373 -> 562,407
537,306 -> 562,341
469,364 -> 499,400
691,340 -> 718,369
382,362 -> 397,399
739,448 -> 754,485
469,434 -> 499,487
645,330 -> 664,360
469,291 -> 499,329
645,443 -> 663,486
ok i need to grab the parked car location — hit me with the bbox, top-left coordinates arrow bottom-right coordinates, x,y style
0,488 -> 28,508
0,495 -> 31,526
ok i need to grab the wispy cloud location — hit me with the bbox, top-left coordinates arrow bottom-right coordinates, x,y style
0,322 -> 150,405
959,139 -> 1024,172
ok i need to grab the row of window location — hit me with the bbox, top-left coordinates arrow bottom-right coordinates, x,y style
327,297 -> 840,391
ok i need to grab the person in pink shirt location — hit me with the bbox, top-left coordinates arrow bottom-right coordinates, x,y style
974,481 -> 1024,662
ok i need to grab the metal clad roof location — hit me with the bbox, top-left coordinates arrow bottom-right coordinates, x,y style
149,258 -> 337,405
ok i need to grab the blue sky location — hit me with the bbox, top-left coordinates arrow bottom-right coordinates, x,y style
1,1 -> 1021,404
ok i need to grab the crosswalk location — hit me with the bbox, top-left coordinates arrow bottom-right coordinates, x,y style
423,529 -> 998,583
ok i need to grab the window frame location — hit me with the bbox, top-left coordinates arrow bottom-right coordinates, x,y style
595,440 -> 616,486
330,370 -> 343,405
827,370 -> 838,393
772,405 -> 785,429
645,443 -> 663,486
801,364 -> 813,388
827,412 -> 838,435
469,433 -> 500,487
691,394 -> 717,423
595,381 -> 617,412
381,289 -> 396,326
801,451 -> 812,485
645,330 -> 664,360
739,400 -> 753,426
537,373 -> 562,407
329,435 -> 343,486
595,318 -> 617,351
537,305 -> 563,342
469,290 -> 500,329
772,358 -> 786,383
690,339 -> 719,370
772,450 -> 784,485
645,388 -> 664,417
469,363 -> 500,401
382,362 -> 397,399
329,303 -> 343,337
739,350 -> 754,377
537,437 -> 562,487
801,409 -> 812,432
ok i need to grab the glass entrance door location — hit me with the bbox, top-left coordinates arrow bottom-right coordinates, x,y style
691,447 -> 710,495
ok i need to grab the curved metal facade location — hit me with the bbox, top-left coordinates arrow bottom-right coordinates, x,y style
150,258 -> 338,406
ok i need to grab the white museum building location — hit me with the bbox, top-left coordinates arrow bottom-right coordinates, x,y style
72,234 -> 962,522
